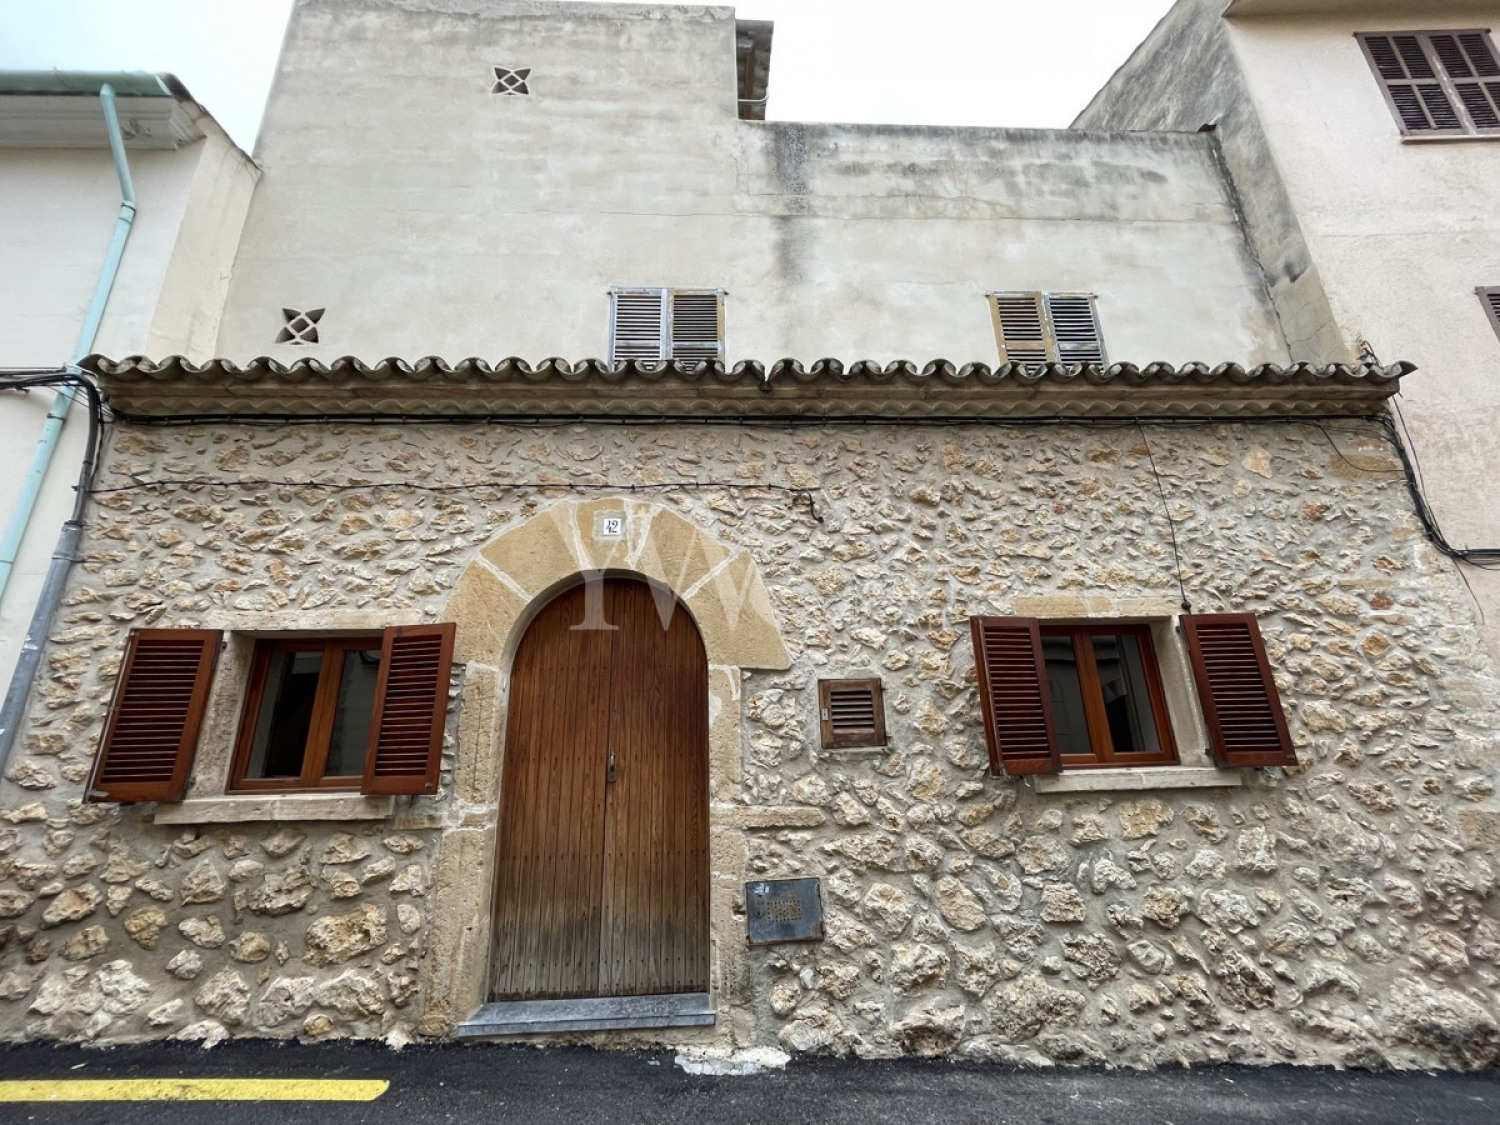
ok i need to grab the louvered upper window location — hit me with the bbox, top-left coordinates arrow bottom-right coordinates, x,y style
609,288 -> 724,364
988,292 -> 1106,369
1358,31 -> 1500,137
1480,287 -> 1500,343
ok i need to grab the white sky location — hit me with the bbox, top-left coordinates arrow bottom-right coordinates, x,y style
0,0 -> 1175,152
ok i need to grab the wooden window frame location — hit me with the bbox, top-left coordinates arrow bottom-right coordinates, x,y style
988,291 -> 1107,367
227,635 -> 385,793
608,287 -> 725,363
1357,30 -> 1500,138
1041,622 -> 1178,770
817,677 -> 887,749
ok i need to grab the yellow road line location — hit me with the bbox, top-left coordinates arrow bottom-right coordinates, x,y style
0,1078 -> 389,1102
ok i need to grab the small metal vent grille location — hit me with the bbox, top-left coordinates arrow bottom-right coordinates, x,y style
746,878 -> 823,944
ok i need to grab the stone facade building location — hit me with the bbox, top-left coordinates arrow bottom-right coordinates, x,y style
0,0 -> 1497,1070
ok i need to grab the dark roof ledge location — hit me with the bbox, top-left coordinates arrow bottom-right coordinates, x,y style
82,355 -> 1412,421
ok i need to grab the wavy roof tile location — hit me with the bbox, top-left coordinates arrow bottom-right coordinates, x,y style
83,355 -> 1410,420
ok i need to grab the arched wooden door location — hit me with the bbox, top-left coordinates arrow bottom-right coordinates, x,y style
489,577 -> 709,1000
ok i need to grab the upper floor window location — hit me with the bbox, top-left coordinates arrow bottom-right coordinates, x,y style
609,288 -> 724,364
1480,287 -> 1500,343
987,292 -> 1106,369
1357,31 -> 1500,137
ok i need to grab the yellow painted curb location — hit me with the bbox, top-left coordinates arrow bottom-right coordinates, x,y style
0,1078 -> 390,1102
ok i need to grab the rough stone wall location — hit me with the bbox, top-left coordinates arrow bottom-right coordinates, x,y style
2,418 -> 1498,1068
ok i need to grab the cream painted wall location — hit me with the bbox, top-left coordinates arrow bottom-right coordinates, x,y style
1224,6 -> 1500,629
0,120 -> 257,691
216,0 -> 1289,369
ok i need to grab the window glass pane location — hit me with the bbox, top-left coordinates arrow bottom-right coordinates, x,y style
1042,635 -> 1090,754
326,648 -> 382,777
245,650 -> 322,778
1091,633 -> 1162,755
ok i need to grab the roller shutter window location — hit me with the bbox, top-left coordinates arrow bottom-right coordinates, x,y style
88,629 -> 222,803
609,288 -> 724,363
1359,31 -> 1500,136
989,292 -> 1106,370
1181,613 -> 1297,769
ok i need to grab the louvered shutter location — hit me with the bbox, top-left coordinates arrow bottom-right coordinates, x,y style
1181,613 -> 1296,769
361,622 -> 456,795
969,616 -> 1061,776
87,629 -> 221,803
818,678 -> 886,749
1359,33 -> 1465,135
1480,287 -> 1500,343
669,291 -> 723,364
1431,32 -> 1500,132
1046,293 -> 1107,367
990,293 -> 1052,370
609,289 -> 667,362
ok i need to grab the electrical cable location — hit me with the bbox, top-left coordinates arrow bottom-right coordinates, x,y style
1135,422 -> 1192,613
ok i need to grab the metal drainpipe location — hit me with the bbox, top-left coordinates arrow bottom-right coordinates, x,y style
0,84 -> 136,769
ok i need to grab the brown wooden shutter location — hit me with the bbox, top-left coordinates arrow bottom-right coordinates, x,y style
1430,32 -> 1500,132
1480,287 -> 1500,343
87,628 -> 221,803
989,293 -> 1052,370
1181,613 -> 1296,769
362,622 -> 457,795
1046,293 -> 1107,366
609,288 -> 667,362
817,678 -> 886,749
669,290 -> 724,364
1359,33 -> 1466,135
969,616 -> 1061,776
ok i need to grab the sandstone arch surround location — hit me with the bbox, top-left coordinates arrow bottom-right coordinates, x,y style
419,498 -> 791,1041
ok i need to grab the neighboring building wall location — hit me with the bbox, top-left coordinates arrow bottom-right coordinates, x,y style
217,0 -> 1288,368
1077,0 -> 1500,660
0,119 -> 258,692
0,417 -> 1497,1069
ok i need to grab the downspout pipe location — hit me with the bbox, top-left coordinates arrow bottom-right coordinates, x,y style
0,84 -> 136,768
0,84 -> 135,599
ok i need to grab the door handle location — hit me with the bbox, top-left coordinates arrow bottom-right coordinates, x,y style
606,749 -> 617,784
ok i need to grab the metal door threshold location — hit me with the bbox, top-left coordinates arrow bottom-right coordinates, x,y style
455,992 -> 715,1038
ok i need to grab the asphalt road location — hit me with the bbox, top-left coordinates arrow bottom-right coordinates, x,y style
0,1040 -> 1495,1125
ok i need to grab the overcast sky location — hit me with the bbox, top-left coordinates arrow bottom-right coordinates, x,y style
0,0 -> 1175,152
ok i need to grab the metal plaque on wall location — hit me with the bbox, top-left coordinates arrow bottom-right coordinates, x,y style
745,877 -> 823,944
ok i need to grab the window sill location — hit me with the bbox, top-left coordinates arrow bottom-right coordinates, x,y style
152,793 -> 395,825
1399,134 -> 1500,144
1032,766 -> 1243,794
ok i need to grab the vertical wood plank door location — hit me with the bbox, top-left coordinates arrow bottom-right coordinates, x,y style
489,578 -> 709,1001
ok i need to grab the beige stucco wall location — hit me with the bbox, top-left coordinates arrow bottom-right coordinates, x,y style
215,0 -> 1288,369
0,417 -> 1496,1068
0,120 -> 258,694
1077,0 -> 1500,660
1223,7 -> 1500,553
